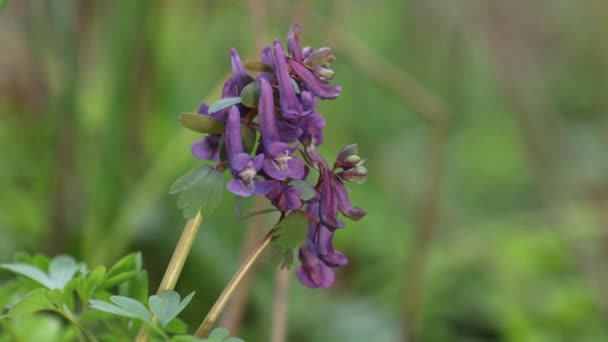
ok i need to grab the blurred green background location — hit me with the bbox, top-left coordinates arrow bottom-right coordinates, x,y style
2,0 -> 608,341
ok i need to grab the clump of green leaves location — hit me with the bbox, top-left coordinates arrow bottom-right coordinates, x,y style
0,253 -> 244,341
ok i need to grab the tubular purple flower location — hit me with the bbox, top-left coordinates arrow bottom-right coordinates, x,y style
259,45 -> 275,82
287,24 -> 303,62
224,106 -> 244,160
225,106 -> 270,197
266,180 -> 302,211
316,225 -> 348,267
258,78 -> 305,181
332,175 -> 366,221
319,170 -> 344,229
296,242 -> 336,288
191,135 -> 220,161
299,112 -> 325,146
288,59 -> 342,99
258,78 -> 281,143
273,40 -> 302,119
230,48 -> 252,90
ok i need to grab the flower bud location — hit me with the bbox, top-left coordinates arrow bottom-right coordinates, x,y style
335,144 -> 360,168
337,165 -> 367,184
314,66 -> 335,81
304,47 -> 335,68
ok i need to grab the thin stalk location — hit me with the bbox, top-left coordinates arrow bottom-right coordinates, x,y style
195,230 -> 274,337
157,212 -> 204,292
135,212 -> 204,342
270,268 -> 290,342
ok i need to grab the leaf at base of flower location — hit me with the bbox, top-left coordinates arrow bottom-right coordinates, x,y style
178,113 -> 226,134
169,165 -> 225,219
208,97 -> 242,114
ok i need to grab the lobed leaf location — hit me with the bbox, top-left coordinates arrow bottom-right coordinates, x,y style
169,165 -> 225,219
149,290 -> 195,329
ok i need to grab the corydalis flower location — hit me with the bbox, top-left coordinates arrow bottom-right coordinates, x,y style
258,78 -> 305,181
185,24 -> 366,289
225,106 -> 270,197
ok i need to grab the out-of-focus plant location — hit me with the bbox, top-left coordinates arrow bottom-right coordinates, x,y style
0,253 -> 243,341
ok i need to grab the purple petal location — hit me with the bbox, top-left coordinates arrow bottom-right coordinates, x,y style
191,135 -> 220,161
277,119 -> 303,143
283,187 -> 303,211
267,141 -> 290,157
286,158 -> 305,180
288,59 -> 342,99
300,112 -> 325,146
263,158 -> 287,181
299,91 -> 315,115
230,153 -> 252,173
333,176 -> 367,221
252,179 -> 272,195
273,41 -> 302,119
252,153 -> 265,171
287,24 -> 303,62
258,78 -> 280,144
224,106 -> 243,160
259,45 -> 275,82
227,179 -> 254,197
230,48 -> 251,90
316,225 -> 348,267
296,246 -> 336,288
197,103 -> 209,115
319,171 -> 343,229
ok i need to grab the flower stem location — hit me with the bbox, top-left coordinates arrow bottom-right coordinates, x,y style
157,212 -> 204,292
135,212 -> 204,342
194,229 -> 274,337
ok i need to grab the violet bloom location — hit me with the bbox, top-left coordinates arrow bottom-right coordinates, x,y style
225,106 -> 270,197
258,78 -> 305,181
296,242 -> 335,288
273,41 -> 302,119
265,180 -> 302,211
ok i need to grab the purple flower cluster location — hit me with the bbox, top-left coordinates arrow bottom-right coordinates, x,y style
191,25 -> 367,288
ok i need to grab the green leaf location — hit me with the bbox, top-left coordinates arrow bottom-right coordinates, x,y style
165,317 -> 188,334
0,263 -> 53,289
149,290 -> 195,329
0,255 -> 82,290
273,211 -> 308,249
291,78 -> 301,94
289,180 -> 316,201
240,81 -> 261,108
87,265 -> 106,290
6,289 -> 55,317
178,113 -> 225,134
243,60 -> 273,73
172,336 -> 205,342
241,124 -> 257,154
89,295 -> 151,323
47,255 -> 81,290
208,97 -> 241,114
169,165 -> 224,219
103,252 -> 140,289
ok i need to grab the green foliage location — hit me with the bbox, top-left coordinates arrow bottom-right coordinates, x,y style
270,212 -> 308,269
0,255 -> 83,290
288,180 -> 316,201
240,81 -> 260,108
149,291 -> 195,329
0,253 -> 243,341
207,97 -> 242,114
169,165 -> 225,219
178,113 -> 226,135
201,328 -> 244,342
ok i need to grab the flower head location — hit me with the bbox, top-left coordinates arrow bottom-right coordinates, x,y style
186,24 -> 367,288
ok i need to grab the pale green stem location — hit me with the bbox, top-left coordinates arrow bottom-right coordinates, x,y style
195,230 -> 274,337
